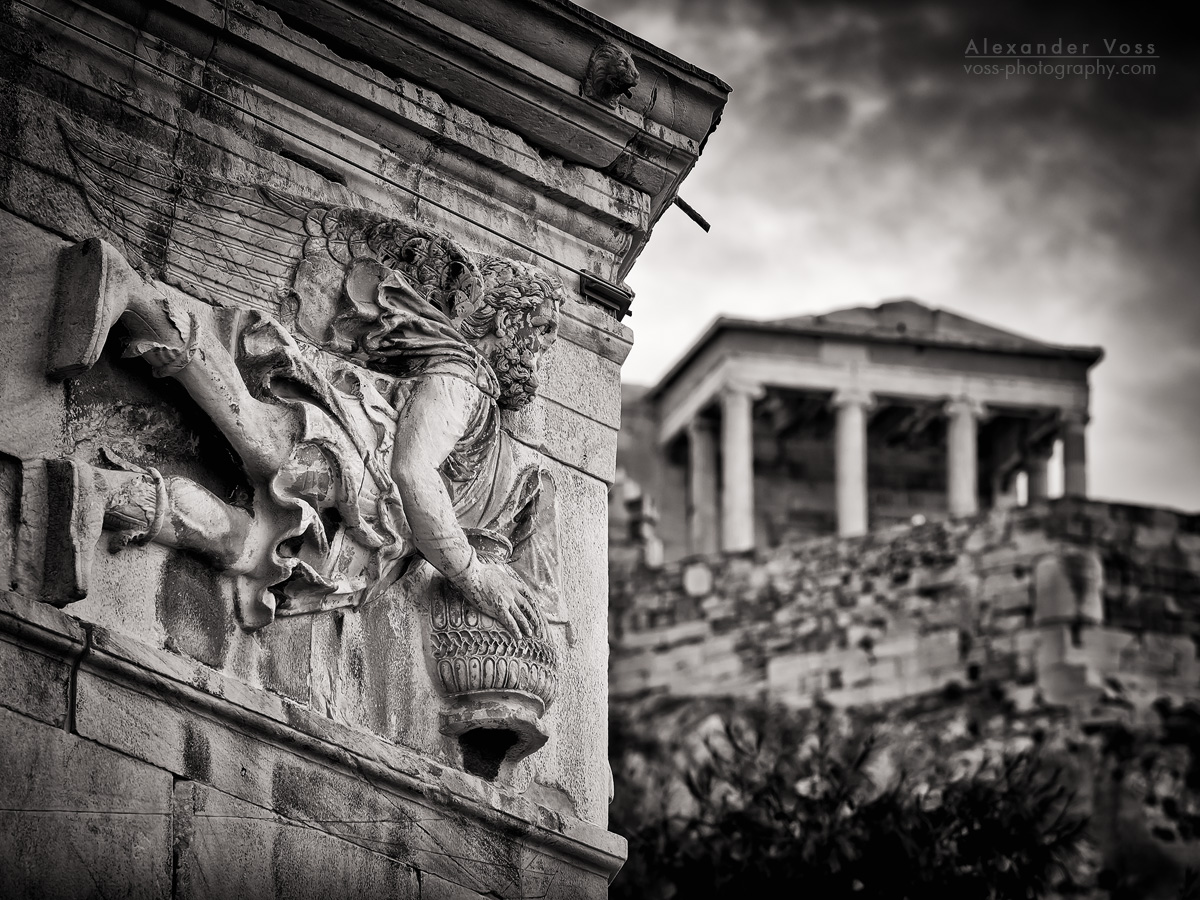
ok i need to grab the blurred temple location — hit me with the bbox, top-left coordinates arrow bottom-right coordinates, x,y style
610,300 -> 1200,715
613,298 -> 1103,568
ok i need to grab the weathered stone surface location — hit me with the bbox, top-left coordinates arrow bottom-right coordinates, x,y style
530,457 -> 613,825
72,671 -> 612,897
0,706 -> 174,900
174,781 -> 421,900
0,0 -> 729,886
0,0 -> 666,285
612,501 -> 1200,713
0,636 -> 71,728
539,332 -> 625,430
0,587 -> 625,886
506,394 -> 620,484
0,213 -> 68,463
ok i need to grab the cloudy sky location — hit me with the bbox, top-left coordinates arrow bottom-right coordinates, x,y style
580,0 -> 1199,511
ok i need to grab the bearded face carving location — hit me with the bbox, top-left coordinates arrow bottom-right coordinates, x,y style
457,258 -> 563,410
43,118 -> 575,775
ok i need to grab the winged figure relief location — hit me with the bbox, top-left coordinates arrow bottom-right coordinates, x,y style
48,113 -> 567,694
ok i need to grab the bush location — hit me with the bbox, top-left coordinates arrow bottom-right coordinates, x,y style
610,702 -> 1086,900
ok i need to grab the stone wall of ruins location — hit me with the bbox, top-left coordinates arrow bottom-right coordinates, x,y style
611,500 -> 1200,712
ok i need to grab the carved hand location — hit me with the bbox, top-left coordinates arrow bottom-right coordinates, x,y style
453,556 -> 547,639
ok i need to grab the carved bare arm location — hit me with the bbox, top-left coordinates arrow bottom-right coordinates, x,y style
392,375 -> 544,638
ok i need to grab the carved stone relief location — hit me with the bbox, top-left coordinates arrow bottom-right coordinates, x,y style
582,41 -> 640,108
41,120 -> 573,770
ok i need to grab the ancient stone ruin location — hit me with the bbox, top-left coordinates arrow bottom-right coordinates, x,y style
616,299 -> 1101,558
609,301 -> 1200,893
611,298 -> 1198,712
0,0 -> 728,896
612,501 -> 1200,711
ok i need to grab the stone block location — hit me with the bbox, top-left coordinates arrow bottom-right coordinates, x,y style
538,334 -> 623,429
1039,662 -> 1103,707
0,706 -> 173,900
911,630 -> 963,671
67,542 -> 171,651
72,667 -> 618,896
0,636 -> 71,728
308,578 -> 447,761
702,633 -> 740,660
171,777 -> 609,897
173,781 -> 421,900
504,395 -> 618,484
1034,549 -> 1104,625
620,620 -> 709,651
1135,524 -> 1176,550
682,562 -> 714,597
533,459 -> 612,826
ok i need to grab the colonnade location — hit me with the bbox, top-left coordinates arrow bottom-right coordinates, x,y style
685,384 -> 1089,548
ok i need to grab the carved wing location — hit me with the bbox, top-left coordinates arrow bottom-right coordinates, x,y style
259,190 -> 483,323
58,116 -> 309,317
58,117 -> 483,343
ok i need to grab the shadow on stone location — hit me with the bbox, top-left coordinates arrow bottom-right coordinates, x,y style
459,728 -> 520,781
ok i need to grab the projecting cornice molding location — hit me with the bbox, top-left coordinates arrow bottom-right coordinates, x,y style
34,0 -> 727,314
246,0 -> 729,277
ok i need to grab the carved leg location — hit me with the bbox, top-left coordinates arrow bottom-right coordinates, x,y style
44,457 -> 257,604
98,468 -> 253,569
50,239 -> 298,480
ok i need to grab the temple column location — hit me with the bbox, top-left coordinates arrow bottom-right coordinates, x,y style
720,382 -> 762,553
833,388 -> 873,538
1026,445 -> 1053,503
686,415 -> 719,554
946,396 -> 985,517
1062,411 -> 1089,498
991,469 -> 1020,510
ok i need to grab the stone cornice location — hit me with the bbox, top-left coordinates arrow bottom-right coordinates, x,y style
58,0 -> 727,293
648,316 -> 1104,402
658,353 -> 1093,445
247,0 -> 730,279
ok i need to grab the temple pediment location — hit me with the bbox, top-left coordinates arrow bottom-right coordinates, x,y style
771,298 -> 1102,357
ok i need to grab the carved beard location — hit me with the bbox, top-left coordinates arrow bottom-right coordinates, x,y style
489,336 -> 539,410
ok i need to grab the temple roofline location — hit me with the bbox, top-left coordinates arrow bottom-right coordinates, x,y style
646,309 -> 1105,402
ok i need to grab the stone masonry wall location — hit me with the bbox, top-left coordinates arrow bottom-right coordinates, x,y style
610,500 -> 1200,712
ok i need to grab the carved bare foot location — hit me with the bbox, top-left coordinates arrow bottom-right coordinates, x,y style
452,556 -> 547,639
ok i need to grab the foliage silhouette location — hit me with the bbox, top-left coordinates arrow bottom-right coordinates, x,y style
610,701 -> 1086,900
